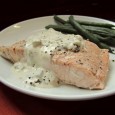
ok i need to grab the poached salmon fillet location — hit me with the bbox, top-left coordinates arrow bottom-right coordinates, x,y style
0,29 -> 109,89
0,40 -> 26,63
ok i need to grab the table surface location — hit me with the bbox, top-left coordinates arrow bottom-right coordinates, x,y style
0,82 -> 115,115
0,0 -> 115,114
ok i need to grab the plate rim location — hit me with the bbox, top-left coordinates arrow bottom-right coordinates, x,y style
1,78 -> 115,101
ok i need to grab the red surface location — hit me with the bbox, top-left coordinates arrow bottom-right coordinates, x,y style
0,82 -> 115,115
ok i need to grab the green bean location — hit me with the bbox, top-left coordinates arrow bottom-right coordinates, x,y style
69,15 -> 100,44
83,25 -> 115,37
93,34 -> 115,47
64,23 -> 115,37
69,15 -> 114,52
75,19 -> 115,28
99,42 -> 114,53
102,37 -> 115,46
54,15 -> 67,24
63,23 -> 115,46
45,25 -> 78,34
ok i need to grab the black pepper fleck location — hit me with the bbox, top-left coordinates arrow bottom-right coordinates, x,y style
35,79 -> 41,83
30,82 -> 33,85
112,60 -> 115,62
33,64 -> 35,67
57,81 -> 60,84
100,61 -> 102,63
58,49 -> 61,51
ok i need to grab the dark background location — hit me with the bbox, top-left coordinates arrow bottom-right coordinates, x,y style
0,0 -> 115,30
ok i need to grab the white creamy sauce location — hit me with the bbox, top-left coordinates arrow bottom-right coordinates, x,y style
12,28 -> 84,88
12,62 -> 60,87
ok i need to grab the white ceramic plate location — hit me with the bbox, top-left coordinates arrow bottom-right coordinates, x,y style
0,15 -> 115,101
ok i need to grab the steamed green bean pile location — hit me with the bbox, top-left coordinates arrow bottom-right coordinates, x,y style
45,15 -> 115,54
